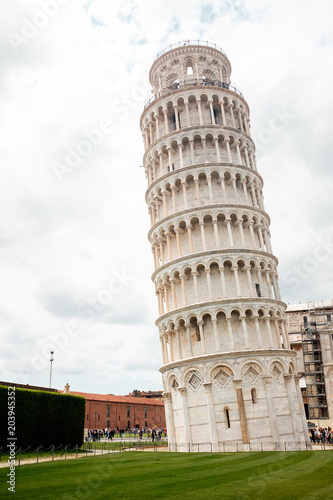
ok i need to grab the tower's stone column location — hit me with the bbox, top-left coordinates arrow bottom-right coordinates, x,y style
203,382 -> 219,450
162,392 -> 176,450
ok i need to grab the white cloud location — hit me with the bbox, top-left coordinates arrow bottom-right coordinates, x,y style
1,0 -> 333,393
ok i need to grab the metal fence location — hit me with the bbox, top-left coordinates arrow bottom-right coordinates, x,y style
0,441 -> 168,466
0,445 -> 82,466
144,79 -> 243,108
0,440 -> 322,466
155,40 -> 227,60
167,441 -> 313,453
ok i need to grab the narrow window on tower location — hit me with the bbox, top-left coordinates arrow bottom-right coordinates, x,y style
127,406 -> 130,418
303,316 -> 308,329
106,405 -> 110,417
224,407 -> 231,428
171,114 -> 176,131
255,284 -> 261,297
251,388 -> 257,404
144,407 -> 147,418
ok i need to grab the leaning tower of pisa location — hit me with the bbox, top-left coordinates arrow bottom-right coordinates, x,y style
140,41 -> 309,451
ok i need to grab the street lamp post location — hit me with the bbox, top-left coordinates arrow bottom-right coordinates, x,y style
49,351 -> 54,388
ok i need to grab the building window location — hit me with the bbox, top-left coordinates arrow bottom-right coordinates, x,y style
106,405 -> 110,417
224,407 -> 231,428
127,420 -> 130,428
107,420 -> 110,428
327,314 -> 331,322
144,407 -> 147,418
98,415 -> 100,422
255,284 -> 261,297
251,388 -> 257,404
303,316 -> 308,328
127,406 -> 130,418
145,420 -> 147,427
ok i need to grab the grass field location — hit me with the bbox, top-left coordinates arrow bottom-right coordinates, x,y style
82,440 -> 166,451
0,451 -> 332,499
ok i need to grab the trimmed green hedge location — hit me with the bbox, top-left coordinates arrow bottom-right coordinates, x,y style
0,386 -> 85,449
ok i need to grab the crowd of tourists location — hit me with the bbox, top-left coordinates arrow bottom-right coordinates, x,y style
86,427 -> 166,442
309,427 -> 332,444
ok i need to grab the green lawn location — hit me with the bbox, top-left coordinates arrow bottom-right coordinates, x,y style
82,440 -> 166,451
0,451 -> 332,499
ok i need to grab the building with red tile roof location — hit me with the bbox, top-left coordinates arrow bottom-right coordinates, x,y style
61,385 -> 166,430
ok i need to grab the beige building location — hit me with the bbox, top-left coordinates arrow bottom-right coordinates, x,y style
286,301 -> 333,422
140,40 -> 309,451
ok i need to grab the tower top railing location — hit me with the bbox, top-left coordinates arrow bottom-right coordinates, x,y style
144,78 -> 243,108
154,40 -> 227,60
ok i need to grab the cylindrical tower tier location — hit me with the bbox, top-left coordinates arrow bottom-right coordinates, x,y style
140,41 -> 309,451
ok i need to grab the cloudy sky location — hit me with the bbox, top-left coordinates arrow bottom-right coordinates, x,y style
1,0 -> 332,395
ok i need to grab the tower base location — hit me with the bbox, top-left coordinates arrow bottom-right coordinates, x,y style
162,350 -> 310,450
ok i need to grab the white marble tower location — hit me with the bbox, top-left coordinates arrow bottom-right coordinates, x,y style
140,41 -> 309,450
